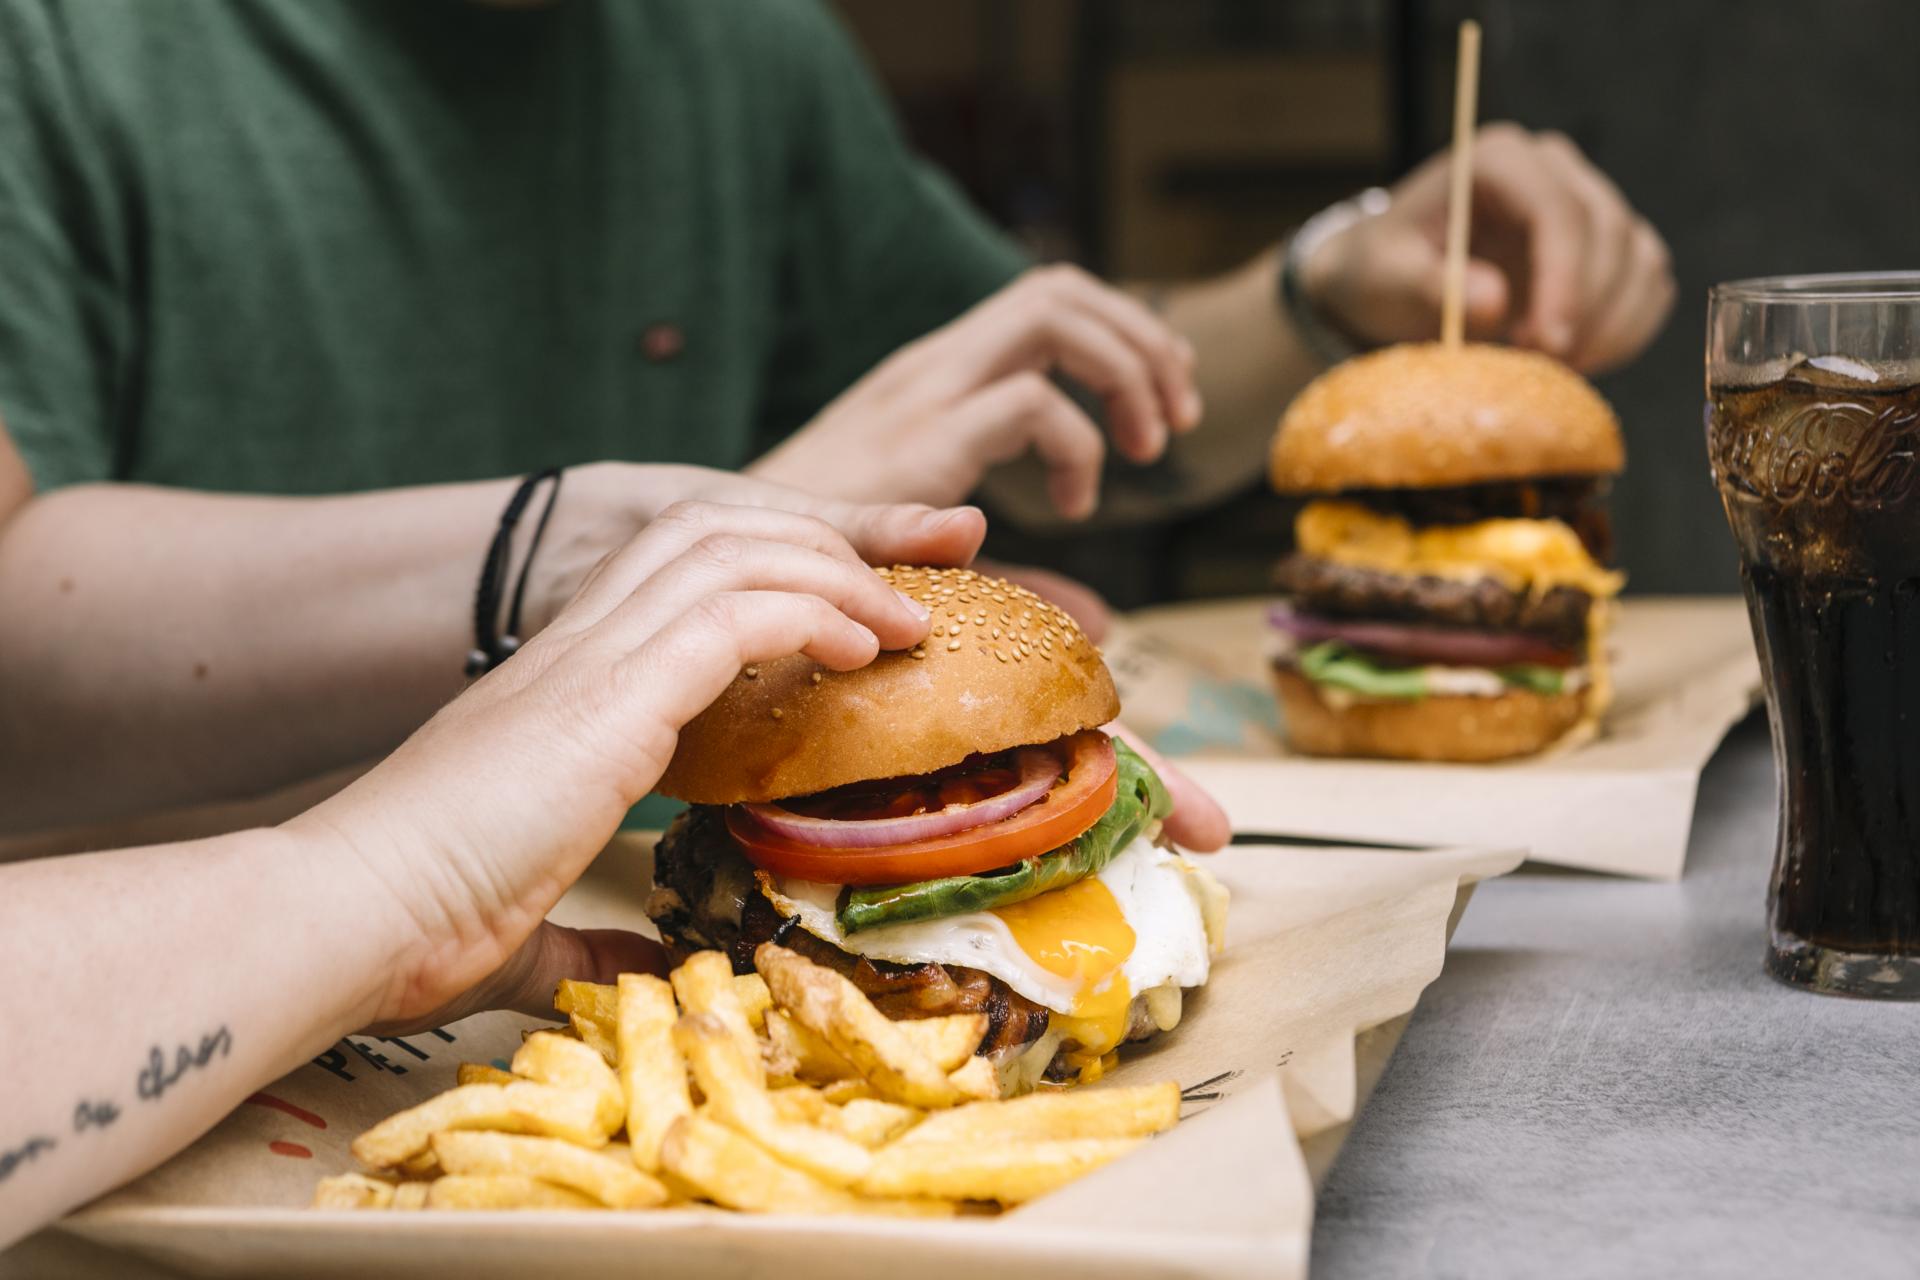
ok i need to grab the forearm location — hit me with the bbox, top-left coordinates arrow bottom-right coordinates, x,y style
0,480 -> 510,833
0,827 -> 392,1247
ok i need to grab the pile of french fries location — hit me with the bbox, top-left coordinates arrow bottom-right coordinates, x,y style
313,943 -> 1179,1214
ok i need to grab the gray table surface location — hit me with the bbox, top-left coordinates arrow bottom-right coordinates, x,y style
1310,711 -> 1920,1279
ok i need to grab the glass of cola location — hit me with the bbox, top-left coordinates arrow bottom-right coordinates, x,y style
1708,272 -> 1920,997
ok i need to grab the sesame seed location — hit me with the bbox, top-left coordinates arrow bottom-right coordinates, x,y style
770,707 -> 784,719
743,666 -> 759,679
947,640 -> 961,651
911,648 -> 926,660
994,650 -> 1007,663
991,628 -> 1001,639
810,671 -> 823,684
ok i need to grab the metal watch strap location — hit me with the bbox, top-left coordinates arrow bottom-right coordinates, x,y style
1279,186 -> 1392,367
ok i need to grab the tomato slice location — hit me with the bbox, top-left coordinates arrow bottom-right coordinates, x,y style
726,731 -> 1119,885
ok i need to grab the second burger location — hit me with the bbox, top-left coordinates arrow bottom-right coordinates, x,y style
1267,342 -> 1626,762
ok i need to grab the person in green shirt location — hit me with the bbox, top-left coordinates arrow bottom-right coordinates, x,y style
0,0 -> 1671,840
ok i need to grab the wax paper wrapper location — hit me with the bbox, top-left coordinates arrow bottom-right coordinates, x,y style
1107,596 -> 1760,879
21,834 -> 1520,1280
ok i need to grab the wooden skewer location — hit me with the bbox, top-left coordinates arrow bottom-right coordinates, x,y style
1440,19 -> 1482,348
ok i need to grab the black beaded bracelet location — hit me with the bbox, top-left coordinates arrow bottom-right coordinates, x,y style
465,468 -> 565,678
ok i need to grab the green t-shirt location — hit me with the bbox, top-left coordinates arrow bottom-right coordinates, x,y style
0,0 -> 1027,493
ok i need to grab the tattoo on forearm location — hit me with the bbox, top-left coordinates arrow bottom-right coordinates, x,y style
137,1026 -> 233,1102
0,1136 -> 56,1185
0,1026 -> 235,1196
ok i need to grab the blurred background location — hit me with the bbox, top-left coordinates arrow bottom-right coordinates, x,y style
831,0 -> 1920,605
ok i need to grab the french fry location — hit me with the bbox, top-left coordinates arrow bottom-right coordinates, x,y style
555,978 -> 619,1024
616,972 -> 689,1173
674,1013 -> 872,1186
946,1055 -> 1000,1102
312,1173 -> 395,1209
765,1009 -> 857,1084
456,1062 -> 517,1088
511,1031 -> 625,1136
860,1137 -> 1143,1204
660,1116 -> 949,1217
396,1149 -> 441,1180
390,1181 -> 432,1210
430,1131 -> 667,1209
820,1077 -> 874,1105
766,1085 -> 830,1124
824,1098 -> 921,1148
734,973 -> 772,1033
671,951 -> 764,1087
555,979 -> 621,1064
570,1013 -> 619,1065
329,949 -> 1187,1218
423,1174 -> 601,1211
894,1083 -> 1180,1146
897,1013 -> 988,1073
350,1082 -> 609,1168
755,945 -> 960,1109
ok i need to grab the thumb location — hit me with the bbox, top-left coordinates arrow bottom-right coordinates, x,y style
483,922 -> 671,1020
1461,258 -> 1511,336
1412,252 -> 1510,340
811,500 -> 987,570
1105,722 -> 1232,853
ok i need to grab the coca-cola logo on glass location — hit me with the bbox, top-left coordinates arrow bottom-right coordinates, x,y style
1711,397 -> 1920,508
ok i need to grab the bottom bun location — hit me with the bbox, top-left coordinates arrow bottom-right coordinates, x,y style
1273,666 -> 1587,763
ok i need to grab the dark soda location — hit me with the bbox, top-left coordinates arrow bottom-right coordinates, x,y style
1708,363 -> 1920,980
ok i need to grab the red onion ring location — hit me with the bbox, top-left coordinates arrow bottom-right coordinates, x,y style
743,746 -> 1062,848
1269,603 -> 1579,668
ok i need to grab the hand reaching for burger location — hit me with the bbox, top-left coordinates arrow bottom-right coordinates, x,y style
750,265 -> 1203,522
301,498 -> 985,1030
1302,123 -> 1675,374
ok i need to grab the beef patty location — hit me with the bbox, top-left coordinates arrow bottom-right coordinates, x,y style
1274,554 -> 1593,649
647,806 -> 1052,1059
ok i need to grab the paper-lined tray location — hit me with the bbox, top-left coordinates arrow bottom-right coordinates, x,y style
1107,596 -> 1761,880
35,834 -> 1520,1280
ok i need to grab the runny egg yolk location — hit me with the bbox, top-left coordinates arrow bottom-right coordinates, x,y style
990,877 -> 1137,1060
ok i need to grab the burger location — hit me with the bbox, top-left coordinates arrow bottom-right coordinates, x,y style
648,566 -> 1227,1093
1266,342 -> 1626,762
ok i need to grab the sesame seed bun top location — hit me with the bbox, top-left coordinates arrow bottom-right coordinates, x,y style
1269,342 -> 1624,494
655,565 -> 1120,805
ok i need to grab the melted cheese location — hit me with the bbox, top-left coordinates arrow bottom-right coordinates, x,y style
1295,501 -> 1624,599
991,877 -> 1136,1057
1583,597 -> 1613,723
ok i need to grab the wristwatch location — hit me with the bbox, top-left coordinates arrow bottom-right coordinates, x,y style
1278,187 -> 1392,366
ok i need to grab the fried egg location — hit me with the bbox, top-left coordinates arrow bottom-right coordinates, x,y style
760,838 -> 1226,1059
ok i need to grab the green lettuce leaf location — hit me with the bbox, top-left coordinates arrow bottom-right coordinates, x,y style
1296,641 -> 1429,699
1496,663 -> 1568,695
836,740 -> 1172,934
1296,641 -> 1570,699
